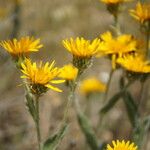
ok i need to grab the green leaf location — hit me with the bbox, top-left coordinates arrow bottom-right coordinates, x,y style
100,91 -> 123,114
43,124 -> 68,150
123,91 -> 139,127
132,116 -> 150,149
77,111 -> 99,150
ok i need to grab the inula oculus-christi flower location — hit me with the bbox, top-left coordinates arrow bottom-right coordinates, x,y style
0,37 -> 43,57
117,54 -> 150,73
100,0 -> 131,5
107,140 -> 138,150
62,37 -> 101,74
62,37 -> 101,58
21,59 -> 64,94
98,31 -> 137,69
59,64 -> 78,81
130,2 -> 150,24
100,0 -> 131,16
80,77 -> 106,95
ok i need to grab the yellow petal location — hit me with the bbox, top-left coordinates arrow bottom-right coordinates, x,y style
45,84 -> 62,92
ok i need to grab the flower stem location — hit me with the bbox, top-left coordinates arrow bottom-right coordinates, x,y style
114,14 -> 121,36
62,86 -> 75,124
103,69 -> 114,102
35,95 -> 42,150
10,0 -> 21,38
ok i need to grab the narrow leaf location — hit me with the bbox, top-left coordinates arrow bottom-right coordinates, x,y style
100,91 -> 123,114
132,115 -> 150,149
77,111 -> 99,150
123,91 -> 139,127
43,124 -> 68,150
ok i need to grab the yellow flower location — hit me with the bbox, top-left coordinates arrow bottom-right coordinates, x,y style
100,0 -> 130,4
59,64 -> 78,80
107,140 -> 138,150
0,37 -> 43,57
117,54 -> 150,73
98,31 -> 137,69
21,59 -> 64,94
62,37 -> 101,58
80,77 -> 106,95
130,2 -> 150,24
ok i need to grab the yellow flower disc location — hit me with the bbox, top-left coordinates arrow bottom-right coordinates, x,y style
21,59 -> 64,93
98,31 -> 137,69
62,37 -> 101,58
100,0 -> 131,4
107,140 -> 138,150
59,64 -> 78,80
80,77 -> 106,95
130,2 -> 150,24
0,37 -> 43,56
117,54 -> 150,73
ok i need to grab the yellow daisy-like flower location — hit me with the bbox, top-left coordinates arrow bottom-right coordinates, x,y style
98,31 -> 137,69
117,54 -> 150,73
130,2 -> 150,24
80,77 -> 106,95
100,0 -> 130,4
62,37 -> 101,58
21,59 -> 64,94
59,64 -> 78,80
107,140 -> 138,150
0,37 -> 43,57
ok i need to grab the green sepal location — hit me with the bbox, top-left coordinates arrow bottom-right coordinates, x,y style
43,123 -> 68,150
77,111 -> 99,150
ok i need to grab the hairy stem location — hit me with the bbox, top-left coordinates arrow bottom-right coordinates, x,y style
114,14 -> 121,36
103,69 -> 114,102
35,95 -> 42,150
10,1 -> 21,38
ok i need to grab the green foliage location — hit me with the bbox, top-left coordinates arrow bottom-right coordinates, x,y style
25,91 -> 36,122
77,111 -> 99,150
43,124 -> 68,150
100,91 -> 123,114
132,116 -> 150,149
123,91 -> 139,127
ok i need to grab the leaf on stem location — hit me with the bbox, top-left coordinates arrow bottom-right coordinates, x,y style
77,111 -> 99,150
132,116 -> 150,149
123,91 -> 139,127
100,91 -> 123,114
43,123 -> 68,150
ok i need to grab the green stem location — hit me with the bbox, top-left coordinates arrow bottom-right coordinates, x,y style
114,14 -> 121,36
137,81 -> 145,112
103,69 -> 114,102
10,1 -> 21,38
62,85 -> 75,124
35,95 -> 42,150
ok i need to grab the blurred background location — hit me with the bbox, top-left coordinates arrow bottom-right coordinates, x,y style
0,0 -> 149,150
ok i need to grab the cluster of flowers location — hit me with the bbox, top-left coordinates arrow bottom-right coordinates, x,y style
0,0 -> 150,149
